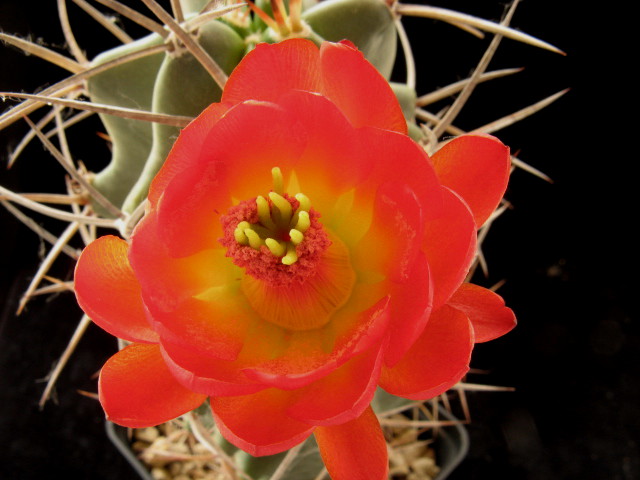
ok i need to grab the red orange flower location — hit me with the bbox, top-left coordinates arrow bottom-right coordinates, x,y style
75,39 -> 516,479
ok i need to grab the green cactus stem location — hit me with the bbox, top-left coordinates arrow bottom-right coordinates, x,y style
88,34 -> 165,215
302,0 -> 397,79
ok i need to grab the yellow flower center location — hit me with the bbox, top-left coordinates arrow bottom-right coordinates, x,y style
220,167 -> 331,287
219,167 -> 356,331
232,167 -> 311,266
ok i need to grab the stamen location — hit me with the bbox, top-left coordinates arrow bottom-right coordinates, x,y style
265,238 -> 286,257
234,221 -> 250,245
256,196 -> 277,230
244,228 -> 263,249
271,167 -> 284,195
294,193 -> 310,212
223,167 -> 330,273
295,210 -> 310,233
268,192 -> 293,226
281,243 -> 298,265
290,193 -> 311,227
289,228 -> 304,245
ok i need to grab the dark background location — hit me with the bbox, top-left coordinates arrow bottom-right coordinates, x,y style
1,1 -> 636,479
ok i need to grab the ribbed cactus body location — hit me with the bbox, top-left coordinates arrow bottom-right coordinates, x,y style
88,34 -> 164,214
303,0 -> 397,79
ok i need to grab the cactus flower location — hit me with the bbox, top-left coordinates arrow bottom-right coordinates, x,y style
74,39 -> 516,479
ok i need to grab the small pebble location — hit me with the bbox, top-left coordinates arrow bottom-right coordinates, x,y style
136,427 -> 160,443
411,456 -> 439,477
150,467 -> 170,480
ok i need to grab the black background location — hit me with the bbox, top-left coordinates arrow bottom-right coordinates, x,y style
1,1 -> 636,479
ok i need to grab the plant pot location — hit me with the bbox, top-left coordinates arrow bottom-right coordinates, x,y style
432,408 -> 469,480
106,407 -> 469,480
106,421 -> 154,480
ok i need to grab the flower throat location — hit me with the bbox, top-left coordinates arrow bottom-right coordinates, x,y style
220,167 -> 331,286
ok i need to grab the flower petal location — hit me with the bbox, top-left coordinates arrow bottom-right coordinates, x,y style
149,289 -> 255,362
321,129 -> 440,258
287,340 -> 386,426
423,186 -> 477,310
241,232 -> 355,332
160,341 -> 265,396
319,41 -> 406,133
242,294 -> 390,389
74,235 -> 157,343
222,38 -> 322,105
448,283 -> 516,343
314,406 -> 388,480
362,127 -> 442,220
155,100 -> 306,257
379,305 -> 473,400
99,343 -> 206,428
384,251 -> 433,366
210,389 -> 314,457
148,102 -> 231,207
153,153 -> 229,258
276,90 -> 372,209
129,213 -> 237,312
431,134 -> 510,227
352,182 -> 424,283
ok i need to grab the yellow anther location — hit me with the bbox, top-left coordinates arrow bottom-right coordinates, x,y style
231,168 -> 316,267
295,210 -> 310,233
281,243 -> 298,265
268,192 -> 293,226
265,238 -> 286,257
294,193 -> 311,212
234,227 -> 249,245
256,196 -> 277,230
271,167 -> 284,195
244,228 -> 263,250
290,193 -> 311,227
234,221 -> 252,245
289,229 -> 304,245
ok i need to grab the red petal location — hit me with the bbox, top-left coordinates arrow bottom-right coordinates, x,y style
362,127 -> 442,220
210,389 -> 314,456
240,233 -> 356,332
158,282 -> 389,396
423,186 -> 477,310
129,213 -> 236,312
352,182 -> 423,283
148,291 -> 255,362
276,90 -> 372,212
153,154 -> 229,258
319,42 -> 406,133
99,343 -> 206,428
74,235 -> 157,343
242,295 -> 390,389
384,251 -> 433,366
148,102 -> 231,208
155,100 -> 305,257
431,134 -> 510,227
286,341 -> 386,426
379,305 -> 473,400
448,283 -> 516,343
222,39 -> 321,105
327,127 -> 442,252
314,406 -> 388,480
160,341 -> 265,396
